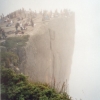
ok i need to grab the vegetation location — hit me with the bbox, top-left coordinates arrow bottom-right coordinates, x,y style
0,35 -> 29,67
1,35 -> 29,49
1,67 -> 71,100
1,51 -> 19,68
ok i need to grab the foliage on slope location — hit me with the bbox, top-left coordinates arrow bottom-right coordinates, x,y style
0,35 -> 29,68
1,67 -> 71,100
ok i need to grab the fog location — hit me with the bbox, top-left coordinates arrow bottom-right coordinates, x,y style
68,1 -> 100,100
0,0 -> 100,100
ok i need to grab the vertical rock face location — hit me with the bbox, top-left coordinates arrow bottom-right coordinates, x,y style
24,14 -> 75,90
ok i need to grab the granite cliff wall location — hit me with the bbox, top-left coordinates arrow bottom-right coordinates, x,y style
22,14 -> 75,90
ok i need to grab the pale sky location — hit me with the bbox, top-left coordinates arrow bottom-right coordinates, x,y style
0,0 -> 99,15
0,0 -> 100,100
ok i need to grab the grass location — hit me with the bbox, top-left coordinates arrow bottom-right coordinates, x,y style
1,35 -> 29,49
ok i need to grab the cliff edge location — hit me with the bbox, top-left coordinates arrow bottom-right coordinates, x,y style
22,14 -> 75,90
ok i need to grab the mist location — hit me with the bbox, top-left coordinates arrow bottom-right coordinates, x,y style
0,0 -> 100,100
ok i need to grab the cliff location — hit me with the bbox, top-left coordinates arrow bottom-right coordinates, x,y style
22,14 -> 75,90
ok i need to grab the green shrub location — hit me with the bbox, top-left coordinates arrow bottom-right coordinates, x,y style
1,67 -> 71,100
